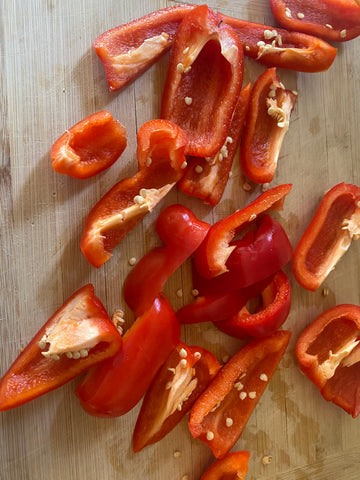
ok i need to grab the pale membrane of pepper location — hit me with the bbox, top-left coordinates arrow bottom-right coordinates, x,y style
317,337 -> 360,381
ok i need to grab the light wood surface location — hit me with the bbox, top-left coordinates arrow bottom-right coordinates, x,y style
1,1 -> 359,479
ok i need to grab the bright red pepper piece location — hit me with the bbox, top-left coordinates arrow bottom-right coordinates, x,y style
0,284 -> 122,412
161,5 -> 244,158
296,304 -> 360,417
270,0 -> 360,43
200,451 -> 250,480
240,68 -> 297,184
80,119 -> 187,268
132,341 -> 221,452
75,294 -> 181,418
189,330 -> 291,458
292,183 -> 360,291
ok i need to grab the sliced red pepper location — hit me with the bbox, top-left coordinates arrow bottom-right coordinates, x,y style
200,451 -> 250,480
240,68 -> 297,184
132,341 -> 221,452
0,285 -> 122,411
80,119 -> 187,268
296,304 -> 360,417
51,111 -> 127,179
123,204 -> 210,316
194,184 -> 292,279
75,294 -> 180,418
161,5 -> 243,158
292,183 -> 360,291
189,331 -> 291,458
270,0 -> 360,43
216,270 -> 291,339
178,82 -> 251,206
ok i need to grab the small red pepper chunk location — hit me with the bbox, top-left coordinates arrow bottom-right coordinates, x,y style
51,111 -> 127,179
189,331 -> 291,458
0,285 -> 122,412
80,119 -> 187,268
200,451 -> 250,480
270,0 -> 360,43
292,183 -> 360,291
296,304 -> 360,417
132,341 -> 221,452
161,5 -> 244,158
240,68 -> 297,184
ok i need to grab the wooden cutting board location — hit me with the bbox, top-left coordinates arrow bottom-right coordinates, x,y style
1,1 -> 359,479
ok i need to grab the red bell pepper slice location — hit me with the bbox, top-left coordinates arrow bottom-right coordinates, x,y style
80,119 -> 187,268
51,111 -> 127,179
292,183 -> 360,291
240,68 -> 297,184
132,341 -> 221,452
0,284 -> 122,412
270,0 -> 360,43
189,330 -> 291,458
75,294 -> 181,418
296,304 -> 360,417
194,184 -> 292,279
161,5 -> 243,158
123,204 -> 210,316
200,451 -> 250,480
178,82 -> 251,206
215,270 -> 291,339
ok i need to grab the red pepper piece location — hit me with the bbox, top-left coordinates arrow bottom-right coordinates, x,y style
292,183 -> 360,291
161,5 -> 243,158
270,0 -> 360,43
51,111 -> 127,179
80,119 -> 187,268
178,82 -> 251,206
194,184 -> 292,279
216,270 -> 291,339
200,451 -> 250,480
93,5 -> 195,91
0,285 -> 122,412
240,68 -> 297,184
189,331 -> 291,458
132,341 -> 221,452
75,294 -> 180,418
123,204 -> 210,316
296,304 -> 360,417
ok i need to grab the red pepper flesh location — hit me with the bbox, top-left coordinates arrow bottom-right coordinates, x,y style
200,451 -> 250,480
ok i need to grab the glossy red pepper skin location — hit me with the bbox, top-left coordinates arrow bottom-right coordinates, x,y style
189,331 -> 291,458
132,341 -> 221,452
178,83 -> 251,206
161,5 -> 243,158
80,119 -> 187,268
216,271 -> 291,339
194,184 -> 292,279
0,285 -> 122,412
75,294 -> 180,418
240,68 -> 297,184
200,451 -> 250,480
292,183 -> 360,291
51,111 -> 127,179
270,0 -> 360,43
296,304 -> 360,418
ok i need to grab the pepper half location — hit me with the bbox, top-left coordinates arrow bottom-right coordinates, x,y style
200,451 -> 250,480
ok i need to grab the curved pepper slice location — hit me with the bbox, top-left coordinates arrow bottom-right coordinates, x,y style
240,68 -> 297,184
216,270 -> 291,339
189,331 -> 291,458
80,119 -> 187,268
123,204 -> 210,316
194,184 -> 292,279
200,451 -> 250,480
292,183 -> 360,291
161,5 -> 243,157
296,304 -> 360,417
75,294 -> 181,418
132,341 -> 221,452
270,0 -> 360,43
51,111 -> 127,179
0,284 -> 122,412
